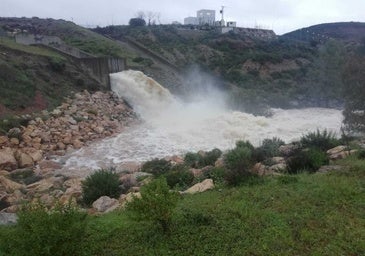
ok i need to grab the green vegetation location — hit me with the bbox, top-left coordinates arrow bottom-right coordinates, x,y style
287,148 -> 329,174
165,164 -> 194,190
300,129 -> 341,151
1,143 -> 364,255
0,115 -> 30,135
126,177 -> 179,233
140,158 -> 172,176
184,148 -> 222,168
0,202 -> 87,256
255,137 -> 285,161
224,140 -> 256,186
81,168 -> 122,206
0,37 -> 64,58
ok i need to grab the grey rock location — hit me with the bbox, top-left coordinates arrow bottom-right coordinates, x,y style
0,213 -> 18,225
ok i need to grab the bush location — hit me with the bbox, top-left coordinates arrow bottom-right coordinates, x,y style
0,115 -> 30,135
129,18 -> 146,27
164,164 -> 194,189
184,148 -> 222,168
200,148 -> 222,167
127,177 -> 179,233
48,57 -> 66,72
3,201 -> 87,256
254,137 -> 285,161
357,149 -> 365,160
202,167 -> 226,185
82,168 -> 122,206
141,158 -> 172,177
287,148 -> 329,174
300,129 -> 340,151
224,141 -> 255,186
184,152 -> 200,168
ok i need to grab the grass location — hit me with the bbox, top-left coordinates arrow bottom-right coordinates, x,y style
97,169 -> 364,255
2,156 -> 363,255
0,37 -> 64,59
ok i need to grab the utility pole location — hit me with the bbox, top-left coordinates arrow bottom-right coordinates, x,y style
220,6 -> 225,27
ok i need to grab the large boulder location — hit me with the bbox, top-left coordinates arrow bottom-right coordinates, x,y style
15,151 -> 34,168
0,176 -> 24,193
92,196 -> 119,213
279,144 -> 300,157
0,148 -> 17,171
326,145 -> 357,160
23,148 -> 43,162
183,179 -> 214,194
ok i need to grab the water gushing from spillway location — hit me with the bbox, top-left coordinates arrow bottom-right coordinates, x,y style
59,70 -> 343,177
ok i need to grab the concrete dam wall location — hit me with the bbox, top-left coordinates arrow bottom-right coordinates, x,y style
77,57 -> 126,90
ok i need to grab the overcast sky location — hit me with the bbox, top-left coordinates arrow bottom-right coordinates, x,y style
1,0 -> 364,35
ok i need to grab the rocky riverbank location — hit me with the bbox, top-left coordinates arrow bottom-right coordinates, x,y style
0,90 -> 137,213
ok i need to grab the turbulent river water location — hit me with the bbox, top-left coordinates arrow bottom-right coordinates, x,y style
59,70 -> 343,177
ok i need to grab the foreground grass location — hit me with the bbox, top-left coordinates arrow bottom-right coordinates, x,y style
1,156 -> 364,255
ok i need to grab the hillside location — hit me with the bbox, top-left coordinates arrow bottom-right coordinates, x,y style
0,37 -> 100,118
282,22 -> 365,44
94,24 -> 347,111
0,17 -> 141,132
0,18 -> 363,124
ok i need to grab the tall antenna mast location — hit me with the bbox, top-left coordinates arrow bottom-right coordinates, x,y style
220,6 -> 225,26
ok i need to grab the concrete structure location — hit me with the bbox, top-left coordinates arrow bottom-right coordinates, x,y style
77,57 -> 126,89
15,33 -> 125,89
15,34 -> 94,58
227,21 -> 237,27
15,33 -> 62,46
221,27 -> 234,34
197,9 -> 215,26
184,17 -> 198,25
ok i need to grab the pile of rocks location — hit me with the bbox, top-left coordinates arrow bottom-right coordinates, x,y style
0,90 -> 137,213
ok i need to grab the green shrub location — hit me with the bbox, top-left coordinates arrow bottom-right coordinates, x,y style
3,201 -> 87,256
224,141 -> 255,186
200,148 -> 222,167
127,177 -> 179,233
254,137 -> 285,162
184,152 -> 200,168
287,148 -> 329,174
184,148 -> 222,168
82,168 -> 122,206
164,164 -> 194,189
300,129 -> 340,151
141,158 -> 172,176
202,167 -> 226,185
357,149 -> 365,160
0,115 -> 29,135
48,57 -> 66,72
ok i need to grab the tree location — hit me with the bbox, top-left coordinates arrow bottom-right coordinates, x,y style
342,54 -> 365,132
126,177 -> 179,233
129,18 -> 146,27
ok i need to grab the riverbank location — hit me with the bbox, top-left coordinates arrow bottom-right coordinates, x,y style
0,90 -> 137,212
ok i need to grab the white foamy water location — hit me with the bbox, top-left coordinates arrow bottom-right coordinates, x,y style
58,70 -> 343,177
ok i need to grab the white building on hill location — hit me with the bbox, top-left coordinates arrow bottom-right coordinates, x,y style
197,9 -> 215,25
184,17 -> 198,25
